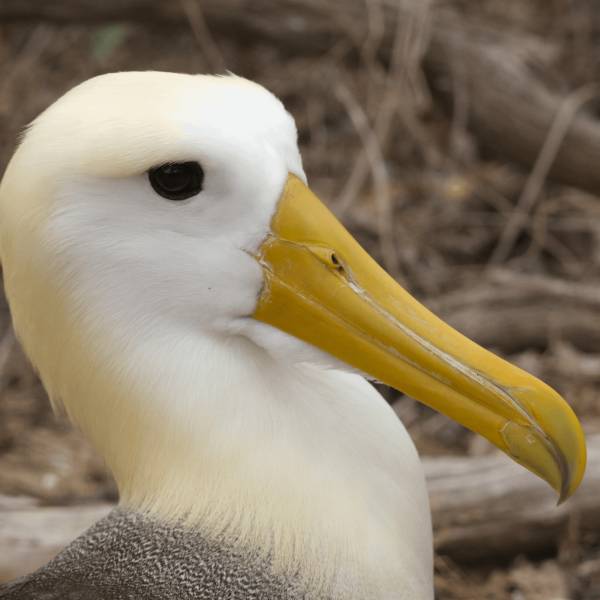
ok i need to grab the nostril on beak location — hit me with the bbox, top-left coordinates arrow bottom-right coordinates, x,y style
329,252 -> 346,274
307,246 -> 345,273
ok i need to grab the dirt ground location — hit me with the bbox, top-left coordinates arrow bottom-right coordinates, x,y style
1,2 -> 600,598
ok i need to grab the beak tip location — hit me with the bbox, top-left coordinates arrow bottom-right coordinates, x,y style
557,426 -> 587,505
557,481 -> 574,506
502,403 -> 586,505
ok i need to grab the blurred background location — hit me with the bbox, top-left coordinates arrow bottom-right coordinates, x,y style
0,1 -> 599,598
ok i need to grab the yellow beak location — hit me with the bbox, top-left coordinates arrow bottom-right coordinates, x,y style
252,174 -> 586,501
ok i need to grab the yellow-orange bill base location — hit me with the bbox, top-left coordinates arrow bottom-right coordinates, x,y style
252,174 -> 586,502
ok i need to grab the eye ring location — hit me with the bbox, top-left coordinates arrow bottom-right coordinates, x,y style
149,162 -> 204,201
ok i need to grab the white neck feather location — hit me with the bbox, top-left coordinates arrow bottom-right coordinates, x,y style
33,307 -> 433,597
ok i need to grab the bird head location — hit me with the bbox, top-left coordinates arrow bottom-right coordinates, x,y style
0,72 -> 586,506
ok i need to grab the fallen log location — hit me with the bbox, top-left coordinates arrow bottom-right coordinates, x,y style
1,434 -> 598,579
0,501 -> 112,582
2,1 -> 600,194
427,433 -> 600,562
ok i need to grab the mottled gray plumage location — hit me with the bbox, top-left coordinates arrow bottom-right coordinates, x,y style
0,509 -> 327,600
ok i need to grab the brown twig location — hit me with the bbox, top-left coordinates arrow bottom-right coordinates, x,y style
0,25 -> 54,114
489,83 -> 600,265
179,0 -> 226,73
335,81 -> 398,274
335,0 -> 434,217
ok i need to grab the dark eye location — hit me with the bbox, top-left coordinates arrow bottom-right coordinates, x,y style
148,162 -> 204,201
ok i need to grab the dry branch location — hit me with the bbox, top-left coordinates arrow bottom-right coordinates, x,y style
1,435 -> 598,577
3,1 -> 600,193
427,271 -> 600,354
428,25 -> 600,194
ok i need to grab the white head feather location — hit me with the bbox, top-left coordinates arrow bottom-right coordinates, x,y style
0,72 -> 432,598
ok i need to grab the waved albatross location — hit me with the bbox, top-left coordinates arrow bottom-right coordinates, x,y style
0,72 -> 586,599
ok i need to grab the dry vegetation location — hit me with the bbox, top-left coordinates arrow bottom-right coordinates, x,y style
1,1 -> 600,598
